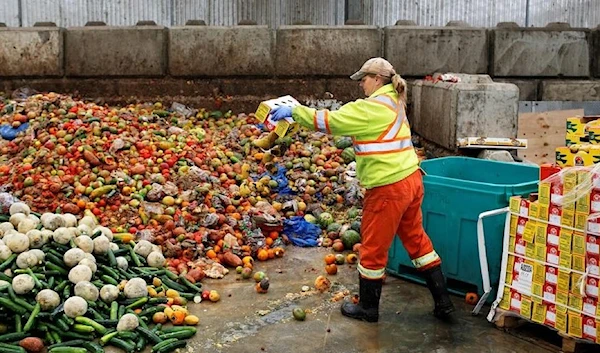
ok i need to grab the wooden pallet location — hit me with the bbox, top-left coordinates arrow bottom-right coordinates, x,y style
490,308 -> 597,353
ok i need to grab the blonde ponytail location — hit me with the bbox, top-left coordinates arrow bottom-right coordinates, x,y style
391,73 -> 407,106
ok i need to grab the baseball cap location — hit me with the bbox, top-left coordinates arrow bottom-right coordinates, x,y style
350,57 -> 395,80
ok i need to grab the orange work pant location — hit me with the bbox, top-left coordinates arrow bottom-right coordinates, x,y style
358,170 -> 441,280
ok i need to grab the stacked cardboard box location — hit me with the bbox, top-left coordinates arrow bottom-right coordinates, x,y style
498,166 -> 600,344
558,116 -> 600,167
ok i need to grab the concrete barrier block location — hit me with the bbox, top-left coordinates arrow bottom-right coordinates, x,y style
495,79 -> 540,100
169,26 -> 273,76
275,26 -> 381,76
0,27 -> 63,77
65,26 -> 166,77
384,26 -> 488,76
411,74 -> 519,150
491,27 -> 590,77
541,80 -> 600,101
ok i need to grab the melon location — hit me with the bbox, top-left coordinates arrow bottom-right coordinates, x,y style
326,223 -> 342,233
304,214 -> 317,224
341,147 -> 355,163
350,220 -> 361,233
318,212 -> 334,227
341,230 -> 361,250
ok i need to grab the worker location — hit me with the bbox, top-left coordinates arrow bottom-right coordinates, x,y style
269,57 -> 455,323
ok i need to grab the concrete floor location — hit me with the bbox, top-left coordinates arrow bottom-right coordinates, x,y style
178,247 -> 561,353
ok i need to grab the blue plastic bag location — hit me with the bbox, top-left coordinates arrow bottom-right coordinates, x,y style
257,164 -> 293,195
283,216 -> 321,247
0,123 -> 29,140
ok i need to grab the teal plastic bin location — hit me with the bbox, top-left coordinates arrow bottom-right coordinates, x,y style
386,157 -> 539,303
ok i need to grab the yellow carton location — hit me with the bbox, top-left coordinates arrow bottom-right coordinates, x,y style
499,287 -> 511,310
575,212 -> 589,232
589,125 -> 600,144
568,311 -> 583,338
559,251 -> 572,269
534,244 -> 546,263
535,223 -> 547,245
532,302 -> 546,323
566,133 -> 585,146
523,221 -> 536,243
573,232 -> 586,255
567,116 -> 600,136
532,282 -> 543,304
509,196 -> 521,214
572,254 -> 586,272
526,242 -> 535,259
255,95 -> 300,138
539,181 -> 551,206
538,204 -> 549,221
534,262 -> 545,284
556,290 -> 569,307
572,273 -> 583,293
520,296 -> 532,319
559,229 -> 573,253
556,146 -> 600,167
529,201 -> 540,219
558,271 -> 571,292
556,310 -> 568,333
561,209 -> 575,228
510,215 -> 518,237
570,293 -> 584,311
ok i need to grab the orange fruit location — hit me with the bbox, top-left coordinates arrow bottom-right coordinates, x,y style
465,292 -> 479,305
324,254 -> 336,265
325,264 -> 338,275
257,249 -> 269,261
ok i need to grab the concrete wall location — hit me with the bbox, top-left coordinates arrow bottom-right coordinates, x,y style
385,25 -> 488,76
0,22 -> 600,108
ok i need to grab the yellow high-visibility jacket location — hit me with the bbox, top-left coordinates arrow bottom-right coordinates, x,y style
292,84 -> 419,189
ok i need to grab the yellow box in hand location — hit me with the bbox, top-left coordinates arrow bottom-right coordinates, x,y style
255,95 -> 301,138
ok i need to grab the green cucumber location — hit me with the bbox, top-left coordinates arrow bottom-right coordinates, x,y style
109,337 -> 136,353
126,297 -> 148,309
74,316 -> 107,334
0,297 -> 26,314
82,341 -> 104,353
156,340 -> 186,353
136,326 -> 162,344
0,343 -> 25,353
0,332 -> 28,342
151,338 -> 178,352
110,301 -> 119,320
48,340 -> 86,350
23,302 -> 41,332
49,348 -> 88,353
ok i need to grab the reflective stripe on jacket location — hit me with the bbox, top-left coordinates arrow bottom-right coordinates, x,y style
292,84 -> 419,189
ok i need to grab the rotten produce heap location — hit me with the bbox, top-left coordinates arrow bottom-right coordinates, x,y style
0,91 -> 426,270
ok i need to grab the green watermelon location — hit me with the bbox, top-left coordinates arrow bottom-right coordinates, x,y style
347,207 -> 360,219
326,222 -> 342,233
350,220 -> 361,233
334,136 -> 353,149
341,230 -> 361,250
341,147 -> 355,163
318,212 -> 334,227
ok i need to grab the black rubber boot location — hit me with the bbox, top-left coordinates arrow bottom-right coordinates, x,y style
341,276 -> 382,322
423,265 -> 455,319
